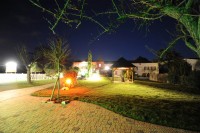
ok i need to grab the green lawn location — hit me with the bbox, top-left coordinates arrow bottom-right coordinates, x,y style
32,77 -> 200,131
0,79 -> 55,92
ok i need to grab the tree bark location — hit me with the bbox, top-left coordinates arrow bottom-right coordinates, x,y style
27,66 -> 31,84
57,64 -> 60,99
50,77 -> 58,101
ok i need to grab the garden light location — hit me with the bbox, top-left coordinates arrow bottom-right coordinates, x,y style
66,78 -> 72,85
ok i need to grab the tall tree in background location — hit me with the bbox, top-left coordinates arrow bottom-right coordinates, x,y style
31,62 -> 43,80
43,37 -> 71,101
16,45 -> 36,84
156,49 -> 192,84
30,62 -> 42,74
87,50 -> 92,78
30,0 -> 200,58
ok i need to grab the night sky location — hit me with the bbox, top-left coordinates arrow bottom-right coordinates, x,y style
0,0 -> 197,66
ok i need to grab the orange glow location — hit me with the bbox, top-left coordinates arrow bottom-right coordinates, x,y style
61,87 -> 69,90
66,78 -> 72,85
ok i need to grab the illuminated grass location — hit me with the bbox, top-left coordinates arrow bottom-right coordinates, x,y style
0,79 -> 55,92
32,78 -> 200,131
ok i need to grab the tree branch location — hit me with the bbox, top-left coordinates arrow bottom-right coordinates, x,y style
124,13 -> 164,20
50,0 -> 70,34
185,0 -> 193,10
111,0 -> 121,17
160,36 -> 185,58
185,39 -> 197,53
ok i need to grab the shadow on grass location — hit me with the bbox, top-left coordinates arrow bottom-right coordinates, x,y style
31,79 -> 200,131
134,80 -> 200,95
78,94 -> 200,132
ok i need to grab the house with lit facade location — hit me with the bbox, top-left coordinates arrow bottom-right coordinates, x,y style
133,62 -> 159,77
72,57 -> 159,78
72,57 -> 200,82
73,61 -> 104,77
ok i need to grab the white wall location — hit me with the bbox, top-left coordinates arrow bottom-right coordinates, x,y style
133,63 -> 159,76
0,73 -> 50,84
184,58 -> 200,71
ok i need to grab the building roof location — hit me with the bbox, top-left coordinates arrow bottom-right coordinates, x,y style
132,56 -> 150,63
111,57 -> 135,68
104,61 -> 115,64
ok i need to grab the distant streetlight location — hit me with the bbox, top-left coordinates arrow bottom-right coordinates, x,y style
104,66 -> 110,70
5,61 -> 17,73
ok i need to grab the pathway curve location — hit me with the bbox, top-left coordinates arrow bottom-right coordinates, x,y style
0,84 -> 198,133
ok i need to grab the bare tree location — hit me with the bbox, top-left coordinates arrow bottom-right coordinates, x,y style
29,0 -> 109,36
109,0 -> 200,58
30,62 -> 43,80
30,0 -> 200,58
16,45 -> 35,84
43,37 -> 71,101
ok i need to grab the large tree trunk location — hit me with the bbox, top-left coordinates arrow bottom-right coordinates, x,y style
57,64 -> 60,99
50,77 -> 58,101
27,66 -> 31,84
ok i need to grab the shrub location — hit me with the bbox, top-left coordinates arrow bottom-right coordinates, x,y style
187,71 -> 200,89
168,72 -> 179,84
179,75 -> 189,85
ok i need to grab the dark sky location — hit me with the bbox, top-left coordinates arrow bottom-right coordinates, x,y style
0,0 -> 197,66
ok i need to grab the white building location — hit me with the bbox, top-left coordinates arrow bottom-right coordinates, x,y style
73,61 -> 104,77
73,60 -> 159,78
184,58 -> 200,71
133,63 -> 159,77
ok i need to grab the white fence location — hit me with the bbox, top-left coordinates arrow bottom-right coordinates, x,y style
0,73 -> 51,84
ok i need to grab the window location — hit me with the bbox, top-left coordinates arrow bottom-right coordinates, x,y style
151,66 -> 156,70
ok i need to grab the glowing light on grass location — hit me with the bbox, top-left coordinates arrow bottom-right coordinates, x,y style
5,61 -> 17,73
77,61 -> 88,77
66,78 -> 72,85
61,87 -> 69,90
87,73 -> 101,81
62,78 -> 72,90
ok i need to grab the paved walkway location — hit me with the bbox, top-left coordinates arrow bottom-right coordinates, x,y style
0,84 -> 198,133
